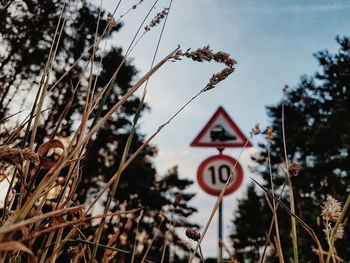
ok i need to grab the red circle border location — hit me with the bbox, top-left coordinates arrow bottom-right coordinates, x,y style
197,154 -> 243,196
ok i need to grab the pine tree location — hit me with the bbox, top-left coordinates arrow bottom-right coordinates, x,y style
230,184 -> 270,261
231,36 -> 350,261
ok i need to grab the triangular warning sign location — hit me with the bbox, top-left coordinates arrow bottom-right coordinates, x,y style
190,106 -> 252,148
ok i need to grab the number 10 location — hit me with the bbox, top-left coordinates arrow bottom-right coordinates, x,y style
208,164 -> 231,185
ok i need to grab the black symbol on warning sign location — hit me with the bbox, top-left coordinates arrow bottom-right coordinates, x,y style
210,125 -> 237,142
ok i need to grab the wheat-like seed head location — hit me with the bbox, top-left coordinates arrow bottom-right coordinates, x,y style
250,123 -> 261,136
144,8 -> 169,32
174,45 -> 237,68
186,228 -> 201,241
202,67 -> 235,92
288,162 -> 301,177
321,195 -> 342,222
265,127 -> 275,143
0,147 -> 39,166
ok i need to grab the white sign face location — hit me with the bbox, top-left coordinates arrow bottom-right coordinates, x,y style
190,106 -> 252,148
197,155 -> 243,196
198,115 -> 244,145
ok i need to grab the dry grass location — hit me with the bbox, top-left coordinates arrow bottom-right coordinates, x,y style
1,1 -> 348,263
0,1 -> 237,262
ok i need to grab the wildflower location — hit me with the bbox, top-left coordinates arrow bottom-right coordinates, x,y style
186,228 -> 201,241
335,224 -> 344,240
173,195 -> 182,207
321,195 -> 342,222
250,123 -> 260,136
68,246 -> 79,256
288,162 -> 301,177
107,13 -> 118,30
119,232 -> 128,245
265,127 -> 275,143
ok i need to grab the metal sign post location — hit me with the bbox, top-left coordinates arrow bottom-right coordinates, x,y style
195,153 -> 244,262
191,106 -> 252,263
218,199 -> 223,263
217,148 -> 223,263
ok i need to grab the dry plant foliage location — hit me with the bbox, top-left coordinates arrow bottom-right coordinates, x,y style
1,1 -> 348,262
0,147 -> 39,167
0,1 -> 238,262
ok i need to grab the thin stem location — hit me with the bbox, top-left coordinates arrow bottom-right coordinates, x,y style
281,89 -> 298,263
161,206 -> 175,263
131,210 -> 144,263
198,242 -> 205,262
267,144 -> 284,263
259,183 -> 286,263
86,89 -> 202,213
188,139 -> 250,263
90,0 -> 159,128
325,193 -> 350,263
140,217 -> 164,263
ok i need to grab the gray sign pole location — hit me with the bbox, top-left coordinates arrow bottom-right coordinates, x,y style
218,200 -> 223,263
217,148 -> 224,263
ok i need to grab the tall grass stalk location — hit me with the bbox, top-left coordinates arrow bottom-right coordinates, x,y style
259,182 -> 287,262
92,2 -> 172,257
0,1 -> 239,261
140,216 -> 165,263
252,178 -> 325,263
2,1 -> 68,220
325,194 -> 350,263
281,86 -> 299,263
131,210 -> 144,263
267,142 -> 284,263
188,139 -> 251,263
90,0 -> 160,128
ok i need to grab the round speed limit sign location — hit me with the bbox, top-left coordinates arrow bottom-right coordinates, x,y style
197,154 -> 243,196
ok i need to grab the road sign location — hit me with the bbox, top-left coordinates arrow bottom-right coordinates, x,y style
190,106 -> 252,148
197,154 -> 243,196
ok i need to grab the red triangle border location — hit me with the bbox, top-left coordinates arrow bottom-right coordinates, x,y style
190,106 -> 253,148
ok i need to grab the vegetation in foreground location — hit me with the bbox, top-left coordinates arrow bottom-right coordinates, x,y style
0,0 -> 349,262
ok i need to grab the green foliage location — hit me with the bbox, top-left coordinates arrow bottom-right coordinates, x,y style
231,36 -> 350,261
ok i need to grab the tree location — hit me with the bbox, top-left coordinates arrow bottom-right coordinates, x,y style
0,0 -> 198,261
230,184 -> 270,261
231,36 -> 350,261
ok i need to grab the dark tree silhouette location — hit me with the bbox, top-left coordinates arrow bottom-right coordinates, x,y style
230,184 -> 270,261
231,36 -> 350,262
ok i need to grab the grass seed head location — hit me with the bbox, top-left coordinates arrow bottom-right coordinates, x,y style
107,13 -> 118,34
321,195 -> 342,222
186,228 -> 201,241
265,127 -> 275,143
288,162 -> 301,177
335,224 -> 344,240
176,45 -> 237,68
250,123 -> 260,136
144,8 -> 169,32
0,147 -> 39,166
202,67 -> 235,92
173,195 -> 182,208
213,51 -> 237,68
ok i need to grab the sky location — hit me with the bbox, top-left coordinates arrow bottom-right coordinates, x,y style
100,0 -> 350,259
